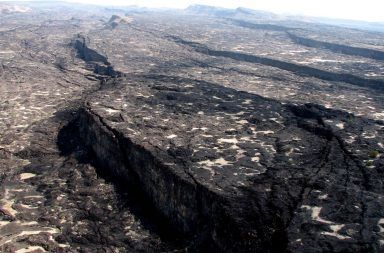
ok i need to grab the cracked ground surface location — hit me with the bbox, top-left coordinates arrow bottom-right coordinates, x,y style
1,2 -> 384,253
0,6 -> 185,253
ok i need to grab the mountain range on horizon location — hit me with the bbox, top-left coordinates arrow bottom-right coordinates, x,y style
1,1 -> 384,32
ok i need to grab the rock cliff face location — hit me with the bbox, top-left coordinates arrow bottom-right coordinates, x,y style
170,36 -> 384,91
72,35 -> 122,77
76,71 -> 384,252
287,32 -> 384,61
72,35 -> 108,64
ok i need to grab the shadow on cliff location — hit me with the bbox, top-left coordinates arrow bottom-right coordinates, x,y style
56,109 -> 201,251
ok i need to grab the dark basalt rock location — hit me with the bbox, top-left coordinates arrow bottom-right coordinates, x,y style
169,36 -> 384,92
288,32 -> 384,61
1,4 -> 384,252
72,35 -> 109,65
71,35 -> 122,77
78,73 -> 384,252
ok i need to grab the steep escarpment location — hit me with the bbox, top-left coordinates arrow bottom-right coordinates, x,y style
231,19 -> 384,61
71,34 -> 122,77
0,20 -> 184,252
288,32 -> 384,61
230,19 -> 291,32
76,71 -> 384,252
169,36 -> 384,92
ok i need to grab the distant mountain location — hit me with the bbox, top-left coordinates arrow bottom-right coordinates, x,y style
105,14 -> 133,29
104,5 -> 152,14
234,7 -> 279,19
185,5 -> 279,20
185,4 -> 384,33
185,5 -> 234,17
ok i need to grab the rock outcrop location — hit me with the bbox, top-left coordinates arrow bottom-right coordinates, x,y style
78,73 -> 384,252
105,15 -> 133,29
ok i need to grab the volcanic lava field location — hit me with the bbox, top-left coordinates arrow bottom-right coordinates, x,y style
1,2 -> 384,252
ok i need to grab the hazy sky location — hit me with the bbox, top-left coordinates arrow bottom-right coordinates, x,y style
4,0 -> 384,22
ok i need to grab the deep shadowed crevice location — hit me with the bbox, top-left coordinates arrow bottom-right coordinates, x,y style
230,19 -> 292,32
71,34 -> 123,78
56,112 -> 206,251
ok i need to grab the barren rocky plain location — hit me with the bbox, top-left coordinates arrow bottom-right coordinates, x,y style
1,2 -> 384,253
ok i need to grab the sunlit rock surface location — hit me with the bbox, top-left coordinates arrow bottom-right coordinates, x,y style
1,2 -> 384,252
